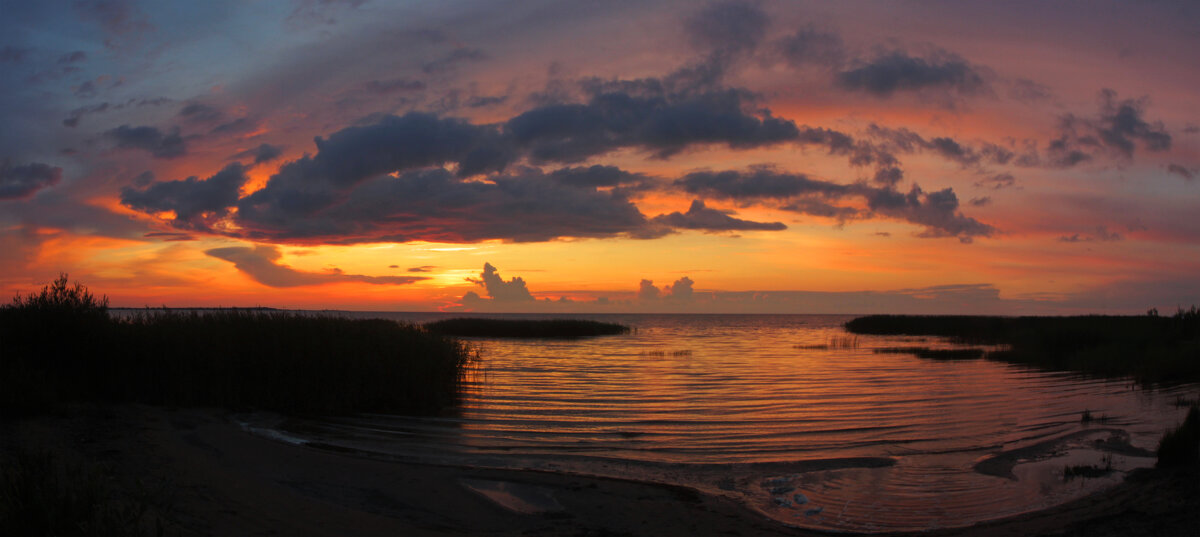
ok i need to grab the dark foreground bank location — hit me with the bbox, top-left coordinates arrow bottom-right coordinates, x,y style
3,405 -> 1199,537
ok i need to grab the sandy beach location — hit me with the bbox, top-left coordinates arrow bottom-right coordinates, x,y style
4,404 -> 1196,537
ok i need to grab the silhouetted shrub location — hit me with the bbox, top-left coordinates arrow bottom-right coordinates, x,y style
1158,405 -> 1200,468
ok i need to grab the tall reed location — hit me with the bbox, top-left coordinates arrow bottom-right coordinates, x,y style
1,276 -> 474,416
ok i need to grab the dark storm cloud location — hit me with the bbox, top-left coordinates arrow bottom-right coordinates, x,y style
794,125 -> 854,153
205,245 -> 425,288
230,143 -> 284,164
210,117 -> 260,136
232,113 -> 512,227
1093,89 -> 1171,157
1041,90 -> 1172,166
178,102 -> 223,123
131,108 -> 810,244
773,26 -> 846,68
1039,134 -> 1093,168
873,167 -> 903,186
975,173 -> 1016,189
120,94 -> 997,246
131,171 -> 154,187
422,47 -> 488,74
105,124 -> 186,158
506,88 -> 800,162
779,197 -> 861,221
66,97 -> 172,127
862,184 -> 994,242
465,95 -> 507,108
968,196 -> 991,207
835,50 -> 987,97
674,167 -> 991,241
0,160 -> 62,200
311,111 -> 512,178
676,168 -> 848,199
650,199 -> 787,232
792,125 -> 901,170
235,166 -> 661,244
683,1 -> 770,55
549,165 -> 649,190
120,163 -> 248,228
866,125 -> 1011,168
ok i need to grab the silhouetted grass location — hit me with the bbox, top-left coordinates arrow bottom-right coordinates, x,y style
0,448 -> 163,536
846,310 -> 1200,383
1157,405 -> 1200,468
425,317 -> 630,338
639,349 -> 693,357
794,335 -> 860,351
1063,453 -> 1113,481
1,275 -> 474,416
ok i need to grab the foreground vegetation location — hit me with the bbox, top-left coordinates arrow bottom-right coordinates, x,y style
1158,405 -> 1200,467
846,310 -> 1200,384
1,275 -> 474,417
425,317 -> 630,338
0,448 -> 166,537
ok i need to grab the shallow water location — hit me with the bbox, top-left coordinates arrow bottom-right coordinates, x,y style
244,313 -> 1198,532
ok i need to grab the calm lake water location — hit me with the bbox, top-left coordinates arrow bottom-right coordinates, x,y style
242,313 -> 1198,532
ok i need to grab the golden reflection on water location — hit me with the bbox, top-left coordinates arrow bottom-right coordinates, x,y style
272,313 -> 1198,532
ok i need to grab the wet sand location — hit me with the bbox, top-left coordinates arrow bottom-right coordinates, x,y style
4,404 -> 1197,536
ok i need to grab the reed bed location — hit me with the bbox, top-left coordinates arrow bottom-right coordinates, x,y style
1,276 -> 474,416
846,310 -> 1200,384
639,349 -> 693,357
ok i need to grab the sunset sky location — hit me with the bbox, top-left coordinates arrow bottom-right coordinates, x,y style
2,0 -> 1198,313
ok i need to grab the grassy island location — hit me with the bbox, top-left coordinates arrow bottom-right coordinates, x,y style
424,317 -> 630,338
846,311 -> 1200,384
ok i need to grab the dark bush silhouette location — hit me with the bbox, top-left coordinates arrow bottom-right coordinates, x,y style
1158,405 -> 1200,467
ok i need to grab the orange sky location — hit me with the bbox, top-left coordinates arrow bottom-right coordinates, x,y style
1,1 -> 1197,313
